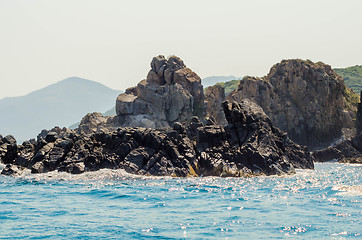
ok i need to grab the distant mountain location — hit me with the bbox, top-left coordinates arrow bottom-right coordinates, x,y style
334,65 -> 362,94
201,75 -> 239,88
0,77 -> 121,143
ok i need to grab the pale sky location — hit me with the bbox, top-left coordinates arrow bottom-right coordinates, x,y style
0,0 -> 361,99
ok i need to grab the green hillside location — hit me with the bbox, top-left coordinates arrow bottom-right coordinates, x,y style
334,65 -> 362,94
214,79 -> 240,95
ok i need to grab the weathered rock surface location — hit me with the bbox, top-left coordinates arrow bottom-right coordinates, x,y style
77,112 -> 116,135
1,100 -> 314,177
216,100 -> 314,175
313,93 -> 362,164
114,55 -> 204,128
205,85 -> 227,125
228,59 -> 358,149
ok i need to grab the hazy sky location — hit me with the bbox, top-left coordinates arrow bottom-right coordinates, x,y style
0,0 -> 361,99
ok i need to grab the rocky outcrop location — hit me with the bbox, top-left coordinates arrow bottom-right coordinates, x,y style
114,55 -> 204,128
313,132 -> 362,163
0,135 -> 18,164
0,100 -> 314,177
205,85 -> 227,125
77,112 -> 116,135
218,100 -> 314,173
228,59 -> 358,149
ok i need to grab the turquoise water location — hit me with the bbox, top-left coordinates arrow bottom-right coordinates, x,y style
0,163 -> 361,239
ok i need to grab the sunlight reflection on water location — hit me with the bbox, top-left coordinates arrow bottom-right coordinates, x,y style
0,162 -> 361,239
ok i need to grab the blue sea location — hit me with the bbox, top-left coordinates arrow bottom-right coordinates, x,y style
0,162 -> 361,239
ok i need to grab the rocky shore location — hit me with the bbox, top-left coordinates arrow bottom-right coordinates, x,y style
0,100 -> 314,177
2,55 -> 361,177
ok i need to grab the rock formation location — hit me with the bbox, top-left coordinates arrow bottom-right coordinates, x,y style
197,100 -> 314,176
115,55 -> 204,128
0,100 -> 314,177
0,135 -> 17,165
228,59 -> 357,149
312,132 -> 362,164
77,112 -> 116,135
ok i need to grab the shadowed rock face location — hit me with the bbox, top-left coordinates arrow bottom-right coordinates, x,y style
357,92 -> 362,132
1,100 -> 314,177
228,59 -> 357,149
313,93 -> 362,164
115,55 -> 204,129
205,85 -> 227,125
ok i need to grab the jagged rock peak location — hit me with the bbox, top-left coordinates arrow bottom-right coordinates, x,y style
149,55 -> 186,85
228,59 -> 358,149
115,55 -> 204,129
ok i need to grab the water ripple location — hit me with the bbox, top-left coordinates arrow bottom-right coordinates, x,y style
0,163 -> 361,239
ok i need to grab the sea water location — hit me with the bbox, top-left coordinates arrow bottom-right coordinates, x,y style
0,162 -> 360,240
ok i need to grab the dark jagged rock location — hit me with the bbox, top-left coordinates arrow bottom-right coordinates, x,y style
196,100 -> 314,176
228,59 -> 358,149
1,100 -> 314,177
0,135 -> 18,164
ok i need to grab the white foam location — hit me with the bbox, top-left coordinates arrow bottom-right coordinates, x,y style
0,163 -> 5,171
17,168 -> 176,183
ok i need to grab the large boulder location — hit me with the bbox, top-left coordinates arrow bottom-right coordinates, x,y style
228,59 -> 358,149
115,55 -> 204,128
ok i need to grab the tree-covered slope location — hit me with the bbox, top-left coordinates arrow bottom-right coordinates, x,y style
215,80 -> 240,95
